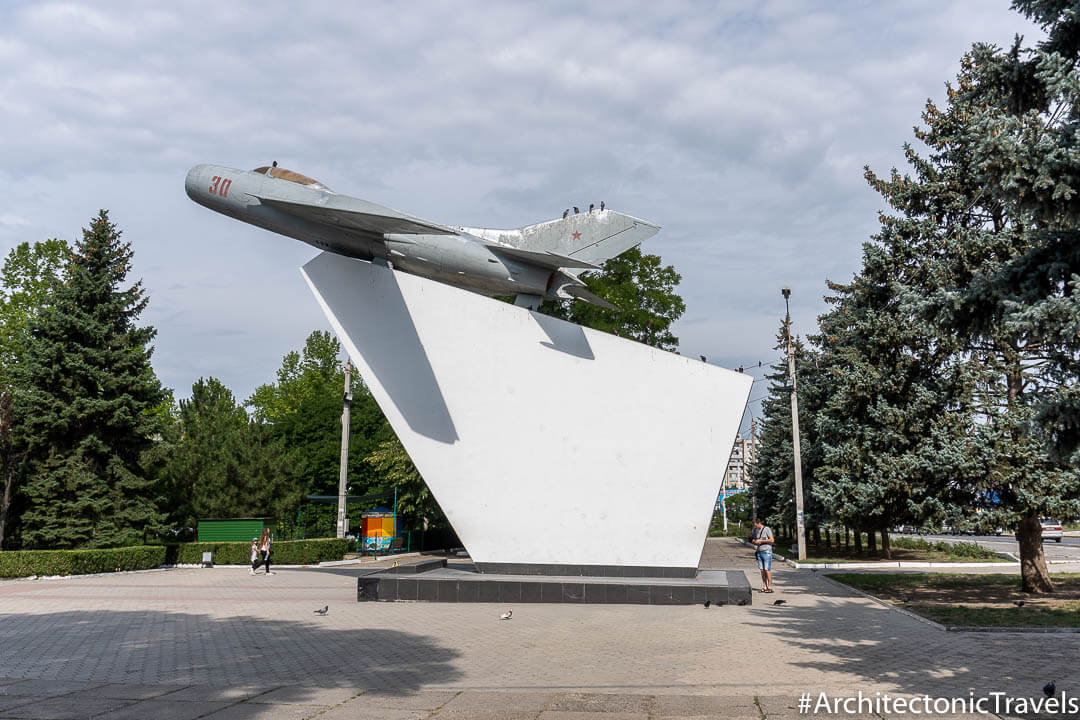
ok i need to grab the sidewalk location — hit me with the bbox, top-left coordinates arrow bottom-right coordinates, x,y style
0,538 -> 1075,719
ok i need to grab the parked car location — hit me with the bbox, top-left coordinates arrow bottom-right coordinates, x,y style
1041,518 -> 1064,543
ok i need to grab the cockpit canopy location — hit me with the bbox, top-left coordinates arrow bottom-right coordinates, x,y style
253,166 -> 330,190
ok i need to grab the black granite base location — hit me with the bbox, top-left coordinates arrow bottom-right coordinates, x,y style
474,562 -> 697,578
357,562 -> 751,606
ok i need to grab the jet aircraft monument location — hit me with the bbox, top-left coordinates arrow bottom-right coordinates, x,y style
185,163 -> 659,309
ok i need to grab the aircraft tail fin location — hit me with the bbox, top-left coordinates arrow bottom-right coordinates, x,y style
462,209 -> 660,267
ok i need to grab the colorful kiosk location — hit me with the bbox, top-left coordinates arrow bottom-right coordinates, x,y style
360,508 -> 396,551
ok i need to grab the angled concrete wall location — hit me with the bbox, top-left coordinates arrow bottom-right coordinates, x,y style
302,252 -> 752,572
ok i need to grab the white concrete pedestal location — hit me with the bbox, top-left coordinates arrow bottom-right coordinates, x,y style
302,252 -> 752,574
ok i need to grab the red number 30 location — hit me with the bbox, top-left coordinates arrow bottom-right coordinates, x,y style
208,176 -> 232,198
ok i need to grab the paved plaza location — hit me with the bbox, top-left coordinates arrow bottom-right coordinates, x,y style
0,539 -> 1077,719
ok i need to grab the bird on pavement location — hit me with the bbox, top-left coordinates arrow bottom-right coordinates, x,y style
500,610 -> 513,620
1044,681 -> 1056,697
900,596 -> 911,604
1014,600 -> 1025,608
773,599 -> 787,606
704,600 -> 711,608
737,599 -> 748,606
314,606 -> 328,615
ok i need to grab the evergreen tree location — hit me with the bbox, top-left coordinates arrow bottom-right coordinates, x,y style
13,211 -> 166,548
539,247 -> 686,351
749,324 -> 825,541
162,377 -> 299,529
0,239 -> 69,547
864,17 -> 1080,589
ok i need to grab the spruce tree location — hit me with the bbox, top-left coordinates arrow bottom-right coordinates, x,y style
162,377 -> 298,529
864,17 -> 1080,590
14,211 -> 166,548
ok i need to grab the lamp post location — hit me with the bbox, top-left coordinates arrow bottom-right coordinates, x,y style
336,359 -> 353,539
782,287 -> 807,561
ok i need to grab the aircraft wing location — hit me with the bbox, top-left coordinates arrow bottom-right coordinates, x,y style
253,195 -> 459,236
487,244 -> 601,271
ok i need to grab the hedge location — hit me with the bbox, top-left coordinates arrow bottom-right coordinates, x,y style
0,546 -> 166,578
165,538 -> 352,566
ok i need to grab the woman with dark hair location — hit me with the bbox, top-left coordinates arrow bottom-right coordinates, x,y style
259,528 -> 274,576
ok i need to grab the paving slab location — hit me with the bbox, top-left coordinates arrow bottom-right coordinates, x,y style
537,712 -> 648,720
92,699 -> 234,720
434,690 -> 552,713
0,694 -> 136,719
654,694 -> 759,717
202,702 -> 330,720
245,687 -> 360,706
547,692 -> 656,714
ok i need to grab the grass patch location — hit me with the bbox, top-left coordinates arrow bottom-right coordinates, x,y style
794,538 -> 1000,564
828,572 -> 1080,628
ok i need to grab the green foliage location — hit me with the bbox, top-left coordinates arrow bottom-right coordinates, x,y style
0,239 -> 69,388
538,247 -> 686,350
0,546 -> 165,578
161,377 -> 299,530
365,436 -> 447,531
13,211 -> 167,549
166,538 -> 351,565
248,331 -> 390,499
888,537 -> 998,559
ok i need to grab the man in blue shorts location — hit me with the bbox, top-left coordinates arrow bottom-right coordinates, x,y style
750,518 -> 774,593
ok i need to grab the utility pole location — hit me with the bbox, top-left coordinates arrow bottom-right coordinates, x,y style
336,359 -> 353,539
721,456 -> 728,532
782,287 -> 807,561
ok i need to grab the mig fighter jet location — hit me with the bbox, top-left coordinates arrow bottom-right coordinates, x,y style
185,163 -> 660,309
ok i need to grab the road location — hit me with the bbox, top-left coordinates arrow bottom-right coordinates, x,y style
902,533 -> 1080,562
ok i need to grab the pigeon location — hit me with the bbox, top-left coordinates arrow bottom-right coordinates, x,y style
589,203 -> 594,212
1014,600 -> 1025,608
272,160 -> 277,167
600,201 -> 605,211
500,610 -> 513,620
737,599 -> 748,606
573,206 -> 580,214
773,599 -> 787,606
1044,681 -> 1056,698
314,606 -> 328,615
704,600 -> 711,608
562,209 -> 569,219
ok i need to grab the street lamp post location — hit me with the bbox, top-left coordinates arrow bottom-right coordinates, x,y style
336,359 -> 353,539
782,287 -> 808,561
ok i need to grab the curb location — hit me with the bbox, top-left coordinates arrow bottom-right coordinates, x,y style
820,574 -> 1080,634
787,560 -> 1017,569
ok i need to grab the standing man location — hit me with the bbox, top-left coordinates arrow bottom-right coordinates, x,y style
750,518 -> 774,593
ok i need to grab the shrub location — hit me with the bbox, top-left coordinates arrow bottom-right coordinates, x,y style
165,538 -> 352,566
0,546 -> 166,578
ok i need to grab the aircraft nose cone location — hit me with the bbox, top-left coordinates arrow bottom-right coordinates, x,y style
185,165 -> 210,201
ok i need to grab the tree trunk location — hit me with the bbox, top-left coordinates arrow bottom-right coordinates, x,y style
844,527 -> 850,551
867,529 -> 877,554
812,526 -> 821,545
880,528 -> 891,560
1017,512 -> 1054,593
825,528 -> 832,549
853,529 -> 862,554
0,462 -> 14,549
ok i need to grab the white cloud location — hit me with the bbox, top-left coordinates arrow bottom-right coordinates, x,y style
0,0 -> 1044,412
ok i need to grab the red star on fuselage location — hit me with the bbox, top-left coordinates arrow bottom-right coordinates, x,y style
572,231 -> 581,241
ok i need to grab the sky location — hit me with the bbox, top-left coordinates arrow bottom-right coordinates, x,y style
0,1 -> 1043,428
